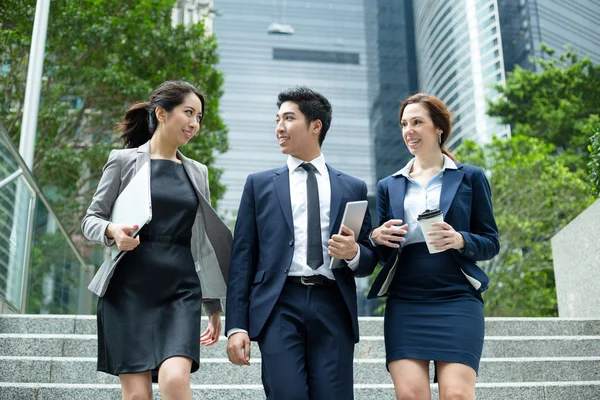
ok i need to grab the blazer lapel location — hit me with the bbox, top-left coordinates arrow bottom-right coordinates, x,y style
273,166 -> 294,234
439,167 -> 465,217
136,141 -> 151,173
179,153 -> 211,206
328,165 -> 344,236
388,176 -> 407,222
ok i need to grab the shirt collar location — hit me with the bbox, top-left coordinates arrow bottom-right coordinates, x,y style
392,154 -> 457,177
287,154 -> 328,176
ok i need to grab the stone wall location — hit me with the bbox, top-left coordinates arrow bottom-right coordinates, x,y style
552,199 -> 600,317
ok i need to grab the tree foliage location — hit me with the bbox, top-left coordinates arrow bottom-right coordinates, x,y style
456,136 -> 595,316
487,46 -> 600,173
0,0 -> 228,234
589,126 -> 600,195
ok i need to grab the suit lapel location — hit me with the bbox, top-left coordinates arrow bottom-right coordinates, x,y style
439,167 -> 465,217
136,141 -> 151,173
388,176 -> 407,222
328,165 -> 344,237
273,166 -> 294,234
179,152 -> 210,205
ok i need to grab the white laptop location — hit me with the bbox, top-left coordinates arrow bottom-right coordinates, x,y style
329,200 -> 369,270
109,161 -> 152,261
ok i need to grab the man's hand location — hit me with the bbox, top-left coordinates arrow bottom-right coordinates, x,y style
328,225 -> 359,260
226,332 -> 251,366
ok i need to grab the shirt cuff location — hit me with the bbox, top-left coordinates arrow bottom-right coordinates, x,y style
227,328 -> 248,338
368,232 -> 377,248
345,245 -> 361,271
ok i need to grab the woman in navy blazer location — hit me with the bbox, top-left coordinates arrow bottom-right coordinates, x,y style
368,93 -> 499,400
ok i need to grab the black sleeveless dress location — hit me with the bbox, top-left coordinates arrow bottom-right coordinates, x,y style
97,160 -> 202,380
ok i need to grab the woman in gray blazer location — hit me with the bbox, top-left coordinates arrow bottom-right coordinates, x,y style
82,81 -> 232,400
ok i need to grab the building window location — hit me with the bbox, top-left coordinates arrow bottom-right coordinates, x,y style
272,48 -> 360,65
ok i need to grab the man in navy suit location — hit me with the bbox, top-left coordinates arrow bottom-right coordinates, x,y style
225,86 -> 377,399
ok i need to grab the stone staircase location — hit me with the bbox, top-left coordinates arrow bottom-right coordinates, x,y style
1,315 -> 600,399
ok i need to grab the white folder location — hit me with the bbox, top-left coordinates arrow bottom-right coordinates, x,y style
109,161 -> 152,262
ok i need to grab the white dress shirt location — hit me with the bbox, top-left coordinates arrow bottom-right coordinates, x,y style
227,154 -> 360,338
393,154 -> 458,246
286,154 -> 360,280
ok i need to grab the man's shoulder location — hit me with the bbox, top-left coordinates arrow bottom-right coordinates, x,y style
327,164 -> 366,187
247,166 -> 287,181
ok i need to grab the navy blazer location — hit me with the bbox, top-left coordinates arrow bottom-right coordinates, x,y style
226,164 -> 377,343
368,162 -> 499,299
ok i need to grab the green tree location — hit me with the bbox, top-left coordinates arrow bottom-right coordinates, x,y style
456,136 -> 595,316
0,0 -> 228,234
487,46 -> 600,174
589,126 -> 600,195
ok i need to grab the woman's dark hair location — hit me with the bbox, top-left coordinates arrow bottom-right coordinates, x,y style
118,81 -> 205,148
276,86 -> 332,146
399,93 -> 458,162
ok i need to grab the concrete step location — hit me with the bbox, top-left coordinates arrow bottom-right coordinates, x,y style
1,382 -> 599,400
2,333 -> 600,359
2,315 -> 600,336
0,356 -> 599,385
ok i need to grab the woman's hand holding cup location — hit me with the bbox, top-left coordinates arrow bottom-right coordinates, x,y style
427,221 -> 465,252
371,219 -> 408,248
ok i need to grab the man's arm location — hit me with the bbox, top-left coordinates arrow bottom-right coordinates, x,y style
225,175 -> 259,333
350,181 -> 377,277
225,175 -> 259,366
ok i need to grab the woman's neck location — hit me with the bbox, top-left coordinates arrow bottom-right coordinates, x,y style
149,132 -> 178,161
412,151 -> 444,174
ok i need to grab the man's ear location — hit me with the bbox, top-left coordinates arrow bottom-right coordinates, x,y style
312,119 -> 322,136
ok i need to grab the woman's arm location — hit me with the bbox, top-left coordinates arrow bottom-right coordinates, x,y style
456,168 -> 500,261
371,178 -> 407,264
81,150 -> 122,246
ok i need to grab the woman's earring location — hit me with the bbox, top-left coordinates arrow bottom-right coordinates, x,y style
438,134 -> 442,144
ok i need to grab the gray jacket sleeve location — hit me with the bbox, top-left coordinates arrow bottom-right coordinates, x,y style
202,299 -> 223,315
81,150 -> 121,246
198,161 -> 225,315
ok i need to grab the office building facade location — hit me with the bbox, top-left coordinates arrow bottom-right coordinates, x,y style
212,0 -> 374,215
498,0 -> 600,73
364,0 -> 419,181
413,0 -> 510,148
172,0 -> 216,34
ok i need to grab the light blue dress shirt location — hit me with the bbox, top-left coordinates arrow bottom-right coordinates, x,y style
392,155 -> 458,247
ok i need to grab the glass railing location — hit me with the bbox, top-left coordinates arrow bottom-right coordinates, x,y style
0,123 -> 94,314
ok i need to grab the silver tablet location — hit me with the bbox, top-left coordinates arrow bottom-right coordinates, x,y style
329,200 -> 369,270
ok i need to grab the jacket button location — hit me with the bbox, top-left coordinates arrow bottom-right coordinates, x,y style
289,239 -> 294,246
284,268 -> 289,274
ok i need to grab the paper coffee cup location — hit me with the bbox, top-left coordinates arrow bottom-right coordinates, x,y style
417,208 -> 444,254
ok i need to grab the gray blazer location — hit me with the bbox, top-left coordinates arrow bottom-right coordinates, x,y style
82,141 -> 232,315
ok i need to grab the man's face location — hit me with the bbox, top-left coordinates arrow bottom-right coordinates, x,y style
275,101 -> 320,160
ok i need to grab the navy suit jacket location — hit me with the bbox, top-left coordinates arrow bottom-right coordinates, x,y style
368,162 -> 499,299
226,164 -> 377,343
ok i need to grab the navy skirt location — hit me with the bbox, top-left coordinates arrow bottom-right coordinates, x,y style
384,243 -> 484,374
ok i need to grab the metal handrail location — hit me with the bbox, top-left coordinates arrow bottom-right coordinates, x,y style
0,123 -> 90,310
0,169 -> 23,190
